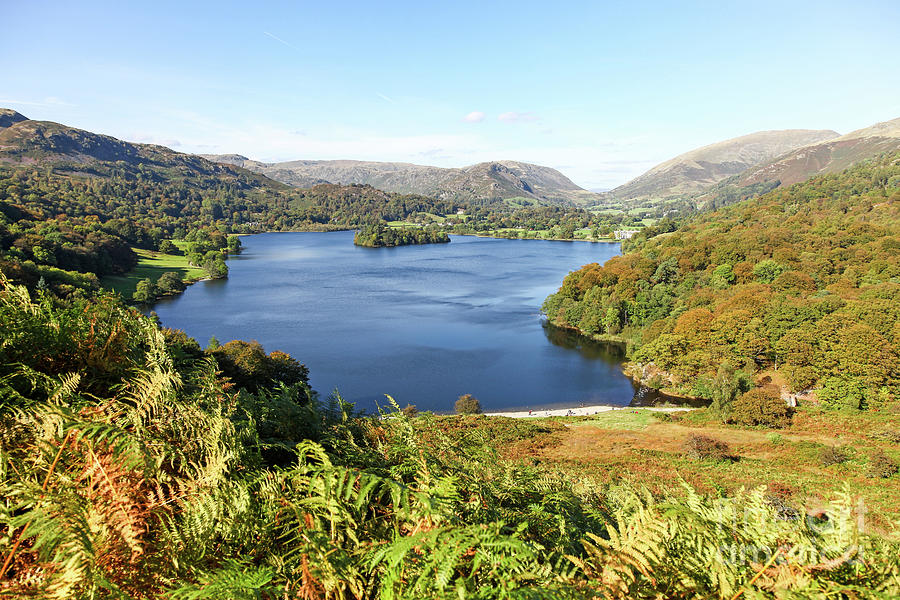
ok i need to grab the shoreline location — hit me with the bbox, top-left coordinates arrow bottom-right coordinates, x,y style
483,404 -> 695,419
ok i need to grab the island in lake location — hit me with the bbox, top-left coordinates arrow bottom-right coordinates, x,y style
353,223 -> 451,247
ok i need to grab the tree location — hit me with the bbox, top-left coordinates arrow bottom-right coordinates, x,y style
132,278 -> 157,303
817,376 -> 867,411
753,259 -> 787,284
710,264 -> 735,289
156,271 -> 185,296
204,256 -> 228,279
731,388 -> 792,428
455,394 -> 482,415
709,362 -> 750,421
158,239 -> 180,254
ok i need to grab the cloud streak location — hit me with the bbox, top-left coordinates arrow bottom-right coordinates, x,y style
263,31 -> 301,52
463,111 -> 485,123
0,96 -> 73,107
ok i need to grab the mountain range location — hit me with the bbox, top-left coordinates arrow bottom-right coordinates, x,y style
4,106 -> 898,219
715,118 -> 900,189
603,118 -> 900,213
201,155 -> 599,206
603,129 -> 840,205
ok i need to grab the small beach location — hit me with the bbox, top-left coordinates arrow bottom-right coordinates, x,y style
484,404 -> 696,419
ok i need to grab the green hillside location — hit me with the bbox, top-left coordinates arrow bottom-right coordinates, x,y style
544,151 -> 900,408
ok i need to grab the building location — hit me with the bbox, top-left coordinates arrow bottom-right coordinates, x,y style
614,229 -> 639,240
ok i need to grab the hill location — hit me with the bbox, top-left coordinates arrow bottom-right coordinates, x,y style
202,155 -> 600,206
712,117 -> 900,188
696,117 -> 900,210
601,129 -> 839,212
0,113 -> 289,191
544,150 -> 900,408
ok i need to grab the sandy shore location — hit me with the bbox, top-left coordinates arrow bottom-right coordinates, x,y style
484,404 -> 696,419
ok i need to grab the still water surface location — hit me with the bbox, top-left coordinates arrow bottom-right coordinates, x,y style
152,231 -> 638,413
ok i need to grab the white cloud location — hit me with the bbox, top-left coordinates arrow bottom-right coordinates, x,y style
463,111 -> 485,123
376,92 -> 395,104
498,111 -> 538,123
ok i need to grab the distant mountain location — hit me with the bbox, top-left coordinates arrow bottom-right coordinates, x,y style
603,129 -> 839,208
720,117 -> 900,189
201,155 -> 599,206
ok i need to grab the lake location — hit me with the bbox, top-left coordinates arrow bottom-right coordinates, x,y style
151,231 -> 639,413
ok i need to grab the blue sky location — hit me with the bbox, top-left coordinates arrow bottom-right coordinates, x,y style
2,0 -> 898,189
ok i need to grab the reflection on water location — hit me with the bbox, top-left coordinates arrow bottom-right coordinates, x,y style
541,321 -> 626,364
542,322 -> 707,408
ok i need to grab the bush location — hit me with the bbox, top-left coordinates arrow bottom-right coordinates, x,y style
820,446 -> 848,466
866,450 -> 898,479
684,434 -> 732,462
455,394 -> 482,415
731,388 -> 792,428
871,430 -> 900,443
401,404 -> 418,417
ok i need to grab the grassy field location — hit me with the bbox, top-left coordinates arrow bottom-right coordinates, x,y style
101,248 -> 206,297
424,406 -> 900,531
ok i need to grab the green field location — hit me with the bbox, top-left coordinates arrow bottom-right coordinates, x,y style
101,247 -> 206,297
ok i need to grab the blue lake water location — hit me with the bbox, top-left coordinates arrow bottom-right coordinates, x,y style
151,231 -> 639,413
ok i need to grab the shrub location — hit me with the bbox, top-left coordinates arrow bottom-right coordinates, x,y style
871,430 -> 900,443
646,374 -> 666,390
455,394 -> 482,415
866,450 -> 899,479
401,404 -> 418,417
684,434 -> 732,462
766,432 -> 783,445
820,445 -> 848,466
731,388 -> 792,428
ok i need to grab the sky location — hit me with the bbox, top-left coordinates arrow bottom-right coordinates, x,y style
2,0 -> 899,190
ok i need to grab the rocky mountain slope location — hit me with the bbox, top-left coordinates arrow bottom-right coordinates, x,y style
202,155 -> 599,206
603,129 -> 839,207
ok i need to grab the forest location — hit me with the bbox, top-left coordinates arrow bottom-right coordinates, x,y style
543,151 -> 900,412
354,223 -> 450,247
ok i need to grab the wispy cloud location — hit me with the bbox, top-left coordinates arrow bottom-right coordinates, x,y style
498,111 -> 538,123
127,133 -> 183,147
263,31 -> 300,52
463,111 -> 485,123
376,92 -> 395,104
0,96 -> 74,107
